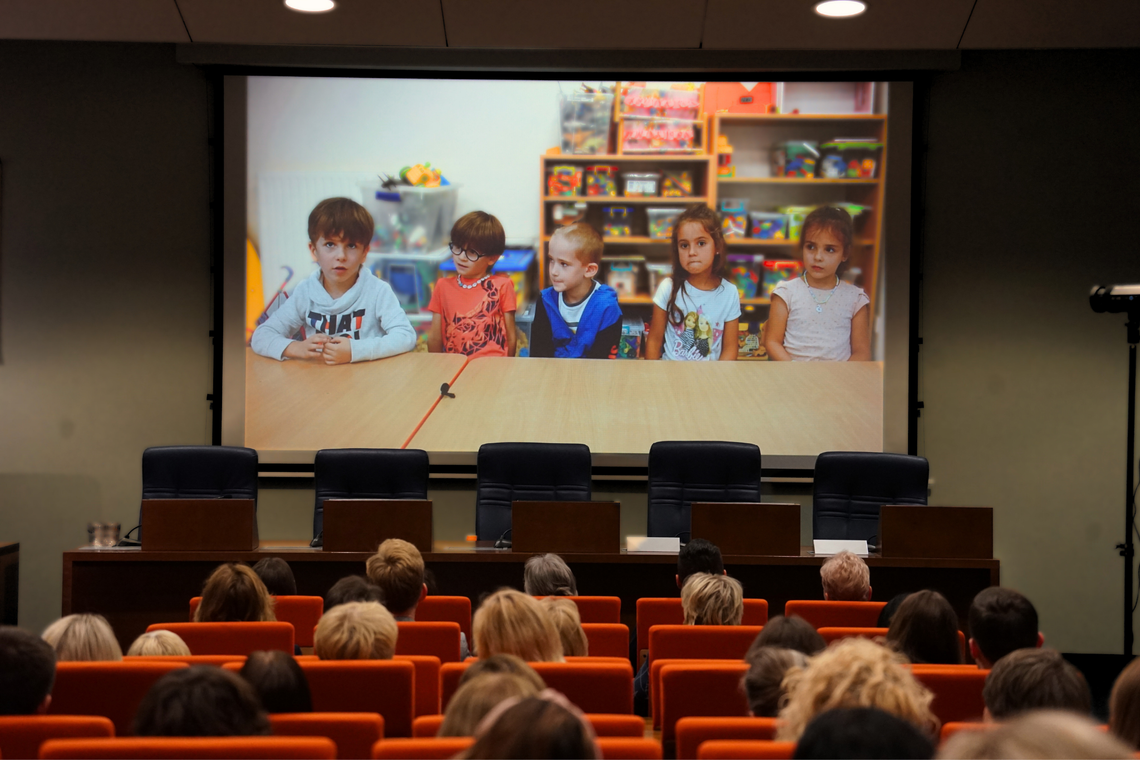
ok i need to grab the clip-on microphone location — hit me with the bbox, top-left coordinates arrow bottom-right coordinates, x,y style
440,383 -> 456,399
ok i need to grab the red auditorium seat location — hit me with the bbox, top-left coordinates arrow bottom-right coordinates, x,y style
782,600 -> 887,629
190,596 -> 324,648
146,622 -> 294,656
270,713 -> 384,760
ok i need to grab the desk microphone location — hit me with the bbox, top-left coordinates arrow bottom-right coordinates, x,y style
495,528 -> 513,549
440,383 -> 456,399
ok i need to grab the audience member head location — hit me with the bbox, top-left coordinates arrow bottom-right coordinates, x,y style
749,615 -> 826,656
325,575 -> 384,611
681,572 -> 743,625
0,626 -> 56,715
524,554 -> 578,597
134,666 -> 271,736
820,551 -> 872,601
742,646 -> 808,717
440,672 -> 543,737
968,586 -> 1042,669
461,691 -> 600,759
878,593 -> 911,628
538,597 -> 588,657
195,563 -> 275,623
458,654 -> 545,691
939,710 -> 1131,760
677,539 -> 724,590
251,557 -> 297,596
982,647 -> 1090,720
240,650 -> 313,713
41,613 -> 122,662
313,601 -> 398,660
1110,656 -> 1140,748
886,589 -> 962,664
127,630 -> 191,657
777,637 -> 938,742
422,567 -> 439,596
473,589 -> 563,663
794,707 -> 936,760
365,539 -> 426,618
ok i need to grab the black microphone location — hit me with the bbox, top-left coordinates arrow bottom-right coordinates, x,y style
440,383 -> 456,399
310,532 -> 323,548
117,524 -> 142,547
495,528 -> 513,549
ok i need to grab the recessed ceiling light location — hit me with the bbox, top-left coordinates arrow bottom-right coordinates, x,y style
285,0 -> 335,12
814,0 -> 866,17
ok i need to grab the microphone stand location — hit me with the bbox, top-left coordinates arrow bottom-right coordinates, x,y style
1120,318 -> 1138,655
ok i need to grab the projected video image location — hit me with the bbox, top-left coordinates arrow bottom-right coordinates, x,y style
243,78 -> 889,457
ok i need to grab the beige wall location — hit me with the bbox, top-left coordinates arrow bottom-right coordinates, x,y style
0,43 -> 1136,653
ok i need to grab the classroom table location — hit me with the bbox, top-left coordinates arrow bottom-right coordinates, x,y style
409,357 -> 883,455
63,541 -> 995,651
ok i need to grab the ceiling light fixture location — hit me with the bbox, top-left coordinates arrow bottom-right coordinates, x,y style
814,0 -> 866,17
285,0 -> 335,12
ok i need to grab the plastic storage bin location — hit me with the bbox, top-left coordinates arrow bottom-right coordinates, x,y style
370,247 -> 451,312
620,117 -> 701,154
618,316 -> 646,359
661,170 -> 695,197
762,259 -> 804,296
622,172 -> 661,198
604,256 -> 643,298
728,254 -> 764,300
551,202 -> 588,227
820,140 -> 883,179
547,165 -> 583,196
772,141 -> 820,178
440,248 -> 536,307
749,212 -> 788,240
719,198 -> 749,239
620,86 -> 701,120
559,92 -> 614,155
647,263 -> 672,294
585,165 -> 619,197
779,205 -> 815,241
646,207 -> 682,240
603,206 -> 634,237
362,186 -> 459,254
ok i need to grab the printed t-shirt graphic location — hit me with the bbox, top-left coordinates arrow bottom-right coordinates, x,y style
428,275 -> 518,358
652,277 -> 742,361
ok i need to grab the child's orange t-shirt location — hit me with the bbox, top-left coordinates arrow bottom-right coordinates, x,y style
428,275 -> 517,358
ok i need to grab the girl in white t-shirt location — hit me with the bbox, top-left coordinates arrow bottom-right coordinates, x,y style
647,205 -> 741,361
765,207 -> 871,362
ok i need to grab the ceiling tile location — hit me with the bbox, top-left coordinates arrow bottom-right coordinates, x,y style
0,0 -> 189,42
176,0 -> 445,46
442,0 -> 704,48
961,0 -> 1140,48
703,0 -> 975,50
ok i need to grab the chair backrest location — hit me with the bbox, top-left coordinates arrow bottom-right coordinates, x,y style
270,713 -> 384,760
582,624 -> 630,658
48,661 -> 187,736
541,596 -> 621,624
147,622 -> 294,655
313,448 -> 430,539
125,654 -> 247,667
371,737 -> 474,759
411,712 -> 643,739
439,662 -> 470,712
650,659 -> 742,730
910,665 -> 989,725
648,625 -> 762,666
646,441 -> 762,538
140,446 -> 259,532
190,596 -> 324,648
395,622 -> 461,663
676,717 -> 780,760
412,715 -> 444,738
661,663 -> 751,744
41,736 -> 336,759
394,655 -> 442,718
783,600 -> 888,629
598,737 -> 664,759
637,600 -> 767,664
474,442 -> 592,541
531,661 -> 634,714
0,715 -> 114,760
415,597 -> 472,643
940,721 -> 994,743
292,660 -> 416,737
816,626 -> 889,646
811,451 -> 928,541
697,740 -> 797,759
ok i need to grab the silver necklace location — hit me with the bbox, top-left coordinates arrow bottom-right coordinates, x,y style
803,273 -> 839,313
456,275 -> 489,290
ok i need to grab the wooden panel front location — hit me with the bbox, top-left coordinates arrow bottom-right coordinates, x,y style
512,501 -> 621,554
323,500 -> 433,554
692,502 -> 800,556
880,506 -> 994,559
141,500 -> 258,551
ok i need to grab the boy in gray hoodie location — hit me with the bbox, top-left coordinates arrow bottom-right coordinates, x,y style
251,197 -> 416,364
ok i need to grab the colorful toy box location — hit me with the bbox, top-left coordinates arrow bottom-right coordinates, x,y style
620,85 -> 701,120
362,186 -> 459,254
778,205 -> 815,241
441,247 -> 536,307
749,212 -> 788,240
551,202 -> 588,227
585,165 -> 619,197
618,317 -> 645,359
603,206 -> 634,237
620,117 -> 701,154
762,259 -> 804,296
547,165 -> 583,196
737,320 -> 768,360
772,141 -> 820,178
559,92 -> 614,155
728,254 -> 764,300
661,170 -> 694,197
820,140 -> 883,179
622,172 -> 661,197
604,256 -> 643,298
719,198 -> 749,239
646,207 -> 682,240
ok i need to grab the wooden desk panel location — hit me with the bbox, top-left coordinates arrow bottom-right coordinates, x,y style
244,349 -> 466,450
409,358 -> 883,455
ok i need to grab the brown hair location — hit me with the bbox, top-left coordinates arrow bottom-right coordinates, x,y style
538,597 -> 588,657
127,630 -> 191,657
1111,656 -> 1140,748
665,204 -> 728,327
0,626 -> 56,715
550,223 -> 604,266
967,587 -> 1039,666
239,650 -> 313,714
134,666 -> 271,737
195,564 -> 276,623
523,554 -> 578,597
982,647 -> 1091,720
742,646 -> 807,718
451,211 -> 506,260
749,615 -> 826,656
461,692 -> 600,759
940,710 -> 1131,759
681,573 -> 743,626
458,654 -> 545,691
886,590 -> 962,664
42,614 -> 123,662
313,601 -> 398,660
473,589 -> 563,663
325,575 -> 385,611
440,672 -> 542,737
800,206 -> 854,252
820,551 -> 870,601
251,557 -> 296,597
307,197 -> 374,247
365,539 -> 425,615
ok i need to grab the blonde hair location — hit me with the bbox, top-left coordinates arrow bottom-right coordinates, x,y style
195,563 -> 275,623
550,223 -> 604,266
777,637 -> 937,741
523,554 -> 578,597
365,539 -> 425,615
681,573 -> 744,626
42,614 -> 122,662
127,630 -> 191,657
473,589 -> 563,663
939,710 -> 1132,760
314,601 -> 398,660
440,672 -> 543,737
820,551 -> 870,601
539,597 -> 588,657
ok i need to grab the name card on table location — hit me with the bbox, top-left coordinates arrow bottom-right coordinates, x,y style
813,539 -> 869,557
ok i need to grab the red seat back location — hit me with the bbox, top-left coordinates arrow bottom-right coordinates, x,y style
650,659 -> 740,729
124,655 -> 247,667
439,662 -> 469,712
0,715 -> 114,760
531,661 -> 634,714
697,740 -> 796,759
415,597 -> 472,643
661,663 -> 751,743
817,626 -> 889,646
910,665 -> 989,725
394,655 -> 441,718
637,600 -> 767,664
411,712 -> 643,739
40,736 -> 336,758
395,622 -> 461,663
598,737 -> 663,759
371,737 -> 473,759
940,721 -> 993,743
411,715 -> 443,738
270,712 -> 384,760
782,600 -> 887,629
676,717 -> 780,760
582,624 -> 630,658
290,660 -> 416,737
190,597 -> 324,648
48,661 -> 188,736
648,625 -> 762,665
147,622 -> 294,655
534,596 -> 620,624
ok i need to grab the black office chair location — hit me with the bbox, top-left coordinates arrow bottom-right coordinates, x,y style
812,451 -> 929,543
137,445 -> 259,540
646,441 -> 762,539
312,448 -> 430,544
475,442 -> 592,543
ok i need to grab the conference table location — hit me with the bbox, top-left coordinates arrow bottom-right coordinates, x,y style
63,542 -> 998,651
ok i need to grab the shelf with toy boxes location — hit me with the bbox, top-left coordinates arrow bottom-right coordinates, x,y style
614,83 -> 707,156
